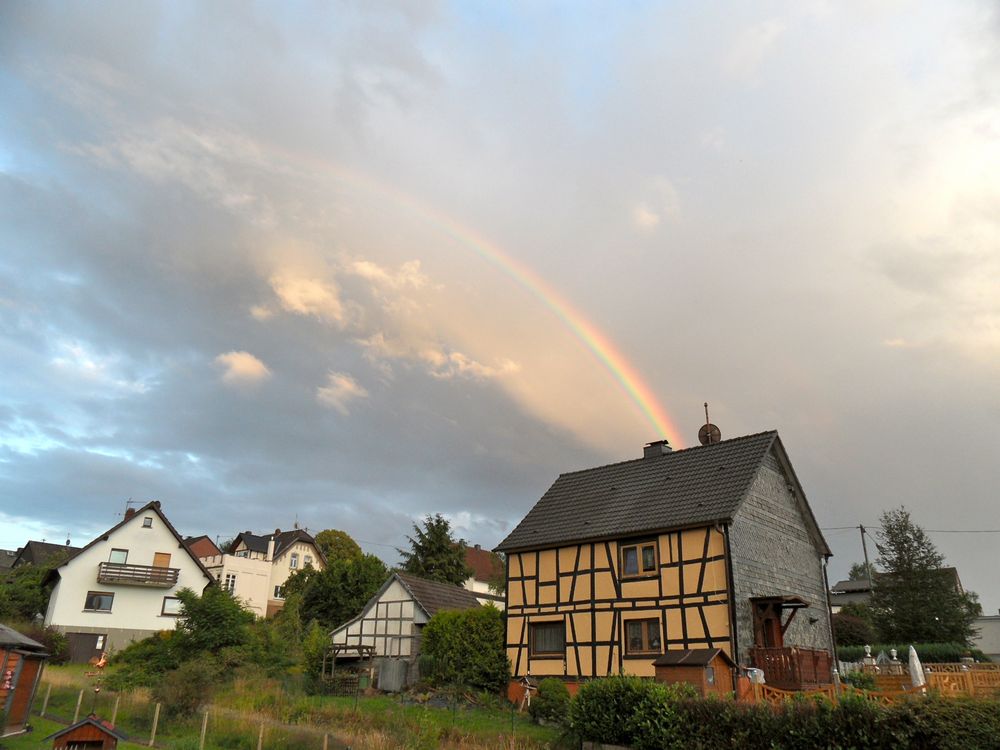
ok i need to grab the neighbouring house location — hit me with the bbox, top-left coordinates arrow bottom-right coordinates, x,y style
184,535 -> 222,559
464,544 -> 505,609
973,613 -> 1000,662
329,571 -> 481,689
44,501 -> 213,661
199,527 -> 325,618
12,540 -> 79,569
0,549 -> 17,571
496,431 -> 835,691
0,623 -> 49,737
44,715 -> 126,750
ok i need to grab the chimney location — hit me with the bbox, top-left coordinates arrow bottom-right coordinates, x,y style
124,508 -> 136,521
643,439 -> 672,459
266,537 -> 276,562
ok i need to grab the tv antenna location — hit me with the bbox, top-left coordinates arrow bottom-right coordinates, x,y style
698,402 -> 721,445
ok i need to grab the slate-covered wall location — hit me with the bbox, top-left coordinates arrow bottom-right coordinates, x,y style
728,450 -> 833,661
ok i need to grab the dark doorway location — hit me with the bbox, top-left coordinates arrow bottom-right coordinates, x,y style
66,633 -> 106,663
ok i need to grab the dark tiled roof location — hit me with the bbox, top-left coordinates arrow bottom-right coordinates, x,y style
496,432 -> 779,552
652,648 -> 735,667
396,572 -> 481,616
0,623 -> 47,651
13,540 -> 79,568
231,529 -> 321,560
831,579 -> 871,593
0,549 -> 17,570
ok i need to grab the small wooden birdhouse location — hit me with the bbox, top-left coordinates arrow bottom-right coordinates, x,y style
44,715 -> 126,750
652,648 -> 736,698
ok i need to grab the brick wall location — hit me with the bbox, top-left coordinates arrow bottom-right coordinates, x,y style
728,449 -> 833,661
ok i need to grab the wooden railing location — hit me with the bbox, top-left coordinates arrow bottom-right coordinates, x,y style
748,646 -> 833,689
97,561 -> 179,587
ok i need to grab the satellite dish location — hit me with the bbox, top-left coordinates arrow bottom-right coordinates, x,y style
699,423 -> 721,445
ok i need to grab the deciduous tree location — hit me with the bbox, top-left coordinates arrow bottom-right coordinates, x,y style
313,529 -> 362,564
299,553 -> 389,630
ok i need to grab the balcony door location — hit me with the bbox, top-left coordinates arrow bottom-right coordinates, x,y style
153,552 -> 171,568
752,601 -> 784,648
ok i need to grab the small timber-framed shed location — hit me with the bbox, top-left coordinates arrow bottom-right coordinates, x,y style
1,624 -> 48,737
44,715 -> 126,750
496,431 -> 835,689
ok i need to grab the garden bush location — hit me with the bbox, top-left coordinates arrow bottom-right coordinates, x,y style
420,605 -> 509,693
843,669 -> 877,690
528,677 -> 571,726
151,656 -> 223,717
570,676 -> 1000,749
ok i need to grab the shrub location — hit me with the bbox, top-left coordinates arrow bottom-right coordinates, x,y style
420,605 -> 509,693
528,678 -> 571,726
151,657 -> 223,717
570,676 -> 695,746
832,612 -> 876,646
5,622 -> 69,663
843,670 -> 877,690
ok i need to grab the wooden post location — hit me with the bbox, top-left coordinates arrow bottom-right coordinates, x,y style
111,695 -> 121,726
199,709 -> 209,750
73,689 -> 84,723
257,721 -> 264,750
40,683 -> 52,716
149,702 -> 161,746
322,732 -> 328,750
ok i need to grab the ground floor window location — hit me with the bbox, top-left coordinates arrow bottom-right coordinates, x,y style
625,618 -> 661,654
84,591 -> 114,612
529,621 -> 565,657
161,596 -> 182,616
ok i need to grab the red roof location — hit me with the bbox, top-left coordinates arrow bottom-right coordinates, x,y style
465,546 -> 502,583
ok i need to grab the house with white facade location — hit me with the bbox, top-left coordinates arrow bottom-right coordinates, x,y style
44,501 -> 213,662
199,528 -> 325,618
463,544 -> 505,609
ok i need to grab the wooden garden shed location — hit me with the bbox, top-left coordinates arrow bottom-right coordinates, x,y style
1,623 -> 49,737
653,648 -> 736,698
44,715 -> 126,750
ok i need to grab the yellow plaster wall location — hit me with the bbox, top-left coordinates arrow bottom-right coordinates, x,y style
538,549 -> 557,583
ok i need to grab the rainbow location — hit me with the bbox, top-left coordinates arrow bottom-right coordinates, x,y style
286,157 -> 683,447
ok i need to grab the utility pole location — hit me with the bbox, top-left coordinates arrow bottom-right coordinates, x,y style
859,524 -> 874,592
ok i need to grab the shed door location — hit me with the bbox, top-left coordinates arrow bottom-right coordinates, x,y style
152,552 -> 171,568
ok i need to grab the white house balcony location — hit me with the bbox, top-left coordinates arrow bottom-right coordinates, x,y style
97,561 -> 179,587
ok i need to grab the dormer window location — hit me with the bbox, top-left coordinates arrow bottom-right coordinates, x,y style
290,553 -> 299,569
142,517 -> 153,528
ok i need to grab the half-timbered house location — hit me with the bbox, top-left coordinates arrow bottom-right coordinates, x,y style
496,431 -> 835,690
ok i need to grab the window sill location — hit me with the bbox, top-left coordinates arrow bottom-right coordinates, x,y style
621,573 -> 659,581
624,652 -> 662,659
82,609 -> 113,614
529,653 -> 565,660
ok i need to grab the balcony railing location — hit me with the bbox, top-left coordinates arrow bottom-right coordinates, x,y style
748,646 -> 833,690
97,561 -> 179,587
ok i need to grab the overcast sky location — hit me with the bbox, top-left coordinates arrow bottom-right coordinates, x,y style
2,2 -> 998,613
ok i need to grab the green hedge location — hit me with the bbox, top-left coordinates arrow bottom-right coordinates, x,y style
420,605 -> 509,693
837,643 -> 990,663
571,677 -> 1000,750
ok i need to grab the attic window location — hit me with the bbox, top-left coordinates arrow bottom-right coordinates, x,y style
621,540 -> 658,578
142,517 -> 153,528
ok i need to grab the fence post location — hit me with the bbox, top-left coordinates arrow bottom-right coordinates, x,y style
323,732 -> 328,750
257,721 -> 264,750
199,708 -> 209,750
149,702 -> 161,746
111,695 -> 121,726
40,683 -> 52,717
73,689 -> 84,723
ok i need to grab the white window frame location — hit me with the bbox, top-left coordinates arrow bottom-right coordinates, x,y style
289,553 -> 299,569
223,573 -> 237,593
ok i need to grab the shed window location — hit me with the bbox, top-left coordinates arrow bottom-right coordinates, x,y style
621,541 -> 658,578
625,619 -> 661,654
84,591 -> 114,612
529,621 -> 565,657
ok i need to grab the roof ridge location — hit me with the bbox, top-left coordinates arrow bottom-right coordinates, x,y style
556,430 -> 779,478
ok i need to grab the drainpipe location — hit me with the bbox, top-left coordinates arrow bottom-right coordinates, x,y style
722,523 -> 740,666
822,556 -> 839,665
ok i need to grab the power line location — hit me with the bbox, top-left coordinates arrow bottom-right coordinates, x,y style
821,526 -> 1000,534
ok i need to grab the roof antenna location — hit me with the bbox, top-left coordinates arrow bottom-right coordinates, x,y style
698,402 -> 722,446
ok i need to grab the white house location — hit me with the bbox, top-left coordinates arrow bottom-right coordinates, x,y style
199,528 -> 325,618
329,572 -> 481,689
463,544 -> 505,610
44,501 -> 213,661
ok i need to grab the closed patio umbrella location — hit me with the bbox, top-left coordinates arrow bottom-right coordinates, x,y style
908,645 -> 926,688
